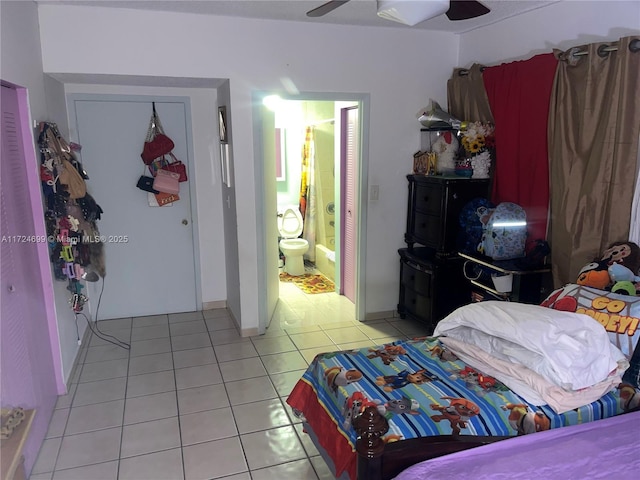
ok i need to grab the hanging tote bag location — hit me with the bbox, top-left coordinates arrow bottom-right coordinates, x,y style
163,152 -> 188,182
140,102 -> 175,164
152,168 -> 180,195
148,156 -> 170,177
136,175 -> 159,194
58,158 -> 87,199
154,191 -> 180,207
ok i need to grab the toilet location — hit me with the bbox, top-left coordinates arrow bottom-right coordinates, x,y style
278,207 -> 309,276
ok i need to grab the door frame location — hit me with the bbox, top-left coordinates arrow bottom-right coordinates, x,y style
253,91 -> 370,331
66,93 -> 202,313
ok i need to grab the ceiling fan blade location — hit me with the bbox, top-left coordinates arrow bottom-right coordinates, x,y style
307,0 -> 351,18
446,0 -> 490,21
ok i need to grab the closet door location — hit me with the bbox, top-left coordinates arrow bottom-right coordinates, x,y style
341,106 -> 358,303
1,82 -> 59,475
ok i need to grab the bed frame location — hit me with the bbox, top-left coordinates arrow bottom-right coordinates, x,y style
352,403 -> 640,480
353,406 -> 510,480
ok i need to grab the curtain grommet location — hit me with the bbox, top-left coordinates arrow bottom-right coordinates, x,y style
597,44 -> 611,57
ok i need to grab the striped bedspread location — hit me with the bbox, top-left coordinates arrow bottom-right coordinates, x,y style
286,336 -> 630,480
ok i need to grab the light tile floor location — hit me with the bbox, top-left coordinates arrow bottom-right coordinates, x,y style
31,278 -> 431,480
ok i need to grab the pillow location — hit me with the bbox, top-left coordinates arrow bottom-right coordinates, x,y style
541,284 -> 640,388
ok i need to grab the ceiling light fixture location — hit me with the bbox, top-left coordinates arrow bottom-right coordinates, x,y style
376,0 -> 449,26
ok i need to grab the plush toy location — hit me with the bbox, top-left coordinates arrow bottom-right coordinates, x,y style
432,131 -> 459,174
576,241 -> 640,293
601,241 -> 640,273
608,263 -> 640,296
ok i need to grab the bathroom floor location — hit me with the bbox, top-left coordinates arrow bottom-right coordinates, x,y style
30,280 -> 430,480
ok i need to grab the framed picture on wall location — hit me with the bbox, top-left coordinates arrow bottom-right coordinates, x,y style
218,106 -> 228,143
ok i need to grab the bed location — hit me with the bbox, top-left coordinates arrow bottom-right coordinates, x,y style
286,286 -> 640,480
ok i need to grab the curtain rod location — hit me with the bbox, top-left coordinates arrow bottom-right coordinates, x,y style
457,38 -> 640,75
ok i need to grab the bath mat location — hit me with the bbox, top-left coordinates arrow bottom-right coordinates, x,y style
279,273 -> 335,294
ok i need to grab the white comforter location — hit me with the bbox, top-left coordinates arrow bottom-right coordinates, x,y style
433,302 -> 627,392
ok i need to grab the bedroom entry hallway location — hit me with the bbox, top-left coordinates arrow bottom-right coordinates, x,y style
258,92 -> 369,334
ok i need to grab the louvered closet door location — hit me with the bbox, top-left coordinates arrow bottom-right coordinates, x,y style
341,106 -> 359,303
1,82 -> 58,475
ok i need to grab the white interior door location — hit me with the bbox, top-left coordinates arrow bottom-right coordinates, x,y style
70,96 -> 197,319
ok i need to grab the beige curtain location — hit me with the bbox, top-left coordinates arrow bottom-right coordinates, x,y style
548,36 -> 640,287
447,63 -> 494,123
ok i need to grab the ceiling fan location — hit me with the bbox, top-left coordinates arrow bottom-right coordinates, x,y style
307,0 -> 490,25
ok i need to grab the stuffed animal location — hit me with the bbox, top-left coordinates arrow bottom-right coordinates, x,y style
576,241 -> 640,292
432,131 -> 459,174
601,241 -> 640,273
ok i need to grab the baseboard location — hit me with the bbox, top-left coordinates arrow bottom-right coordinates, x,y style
230,309 -> 258,337
240,326 -> 260,337
203,300 -> 226,310
363,310 -> 397,322
66,327 -> 92,390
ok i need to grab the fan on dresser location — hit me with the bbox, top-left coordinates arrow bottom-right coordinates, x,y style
307,0 -> 490,25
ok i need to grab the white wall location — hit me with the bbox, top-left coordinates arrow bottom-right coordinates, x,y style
37,4 -> 459,330
458,0 -> 640,66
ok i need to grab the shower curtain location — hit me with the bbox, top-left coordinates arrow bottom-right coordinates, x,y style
300,126 -> 316,262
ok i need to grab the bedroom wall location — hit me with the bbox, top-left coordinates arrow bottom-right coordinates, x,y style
36,4 -> 460,330
458,0 -> 640,66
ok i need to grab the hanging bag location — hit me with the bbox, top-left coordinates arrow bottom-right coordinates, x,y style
154,191 -> 180,207
148,156 -> 170,177
152,168 -> 180,195
58,158 -> 87,199
140,102 -> 175,164
163,152 -> 188,182
136,175 -> 159,194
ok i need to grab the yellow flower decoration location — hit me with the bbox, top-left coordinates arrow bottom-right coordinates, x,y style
467,140 -> 483,153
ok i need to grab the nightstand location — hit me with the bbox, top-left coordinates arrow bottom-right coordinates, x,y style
458,251 -> 553,304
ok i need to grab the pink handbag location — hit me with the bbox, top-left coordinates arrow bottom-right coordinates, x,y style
152,168 -> 180,195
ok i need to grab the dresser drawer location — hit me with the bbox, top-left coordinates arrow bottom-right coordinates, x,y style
413,184 -> 443,215
401,287 -> 433,321
411,212 -> 441,247
401,258 -> 433,295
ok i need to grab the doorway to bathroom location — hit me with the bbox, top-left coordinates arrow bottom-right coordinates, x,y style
260,94 -> 367,325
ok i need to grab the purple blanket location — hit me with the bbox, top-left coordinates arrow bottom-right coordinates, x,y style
394,411 -> 640,479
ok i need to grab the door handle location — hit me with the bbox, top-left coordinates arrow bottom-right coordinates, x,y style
182,219 -> 189,225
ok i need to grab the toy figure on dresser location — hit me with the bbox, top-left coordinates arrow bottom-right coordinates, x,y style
432,131 -> 459,175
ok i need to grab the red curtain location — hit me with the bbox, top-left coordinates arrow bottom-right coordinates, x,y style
483,54 -> 558,249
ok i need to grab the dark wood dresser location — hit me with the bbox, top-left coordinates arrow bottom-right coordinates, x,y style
398,175 -> 489,332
